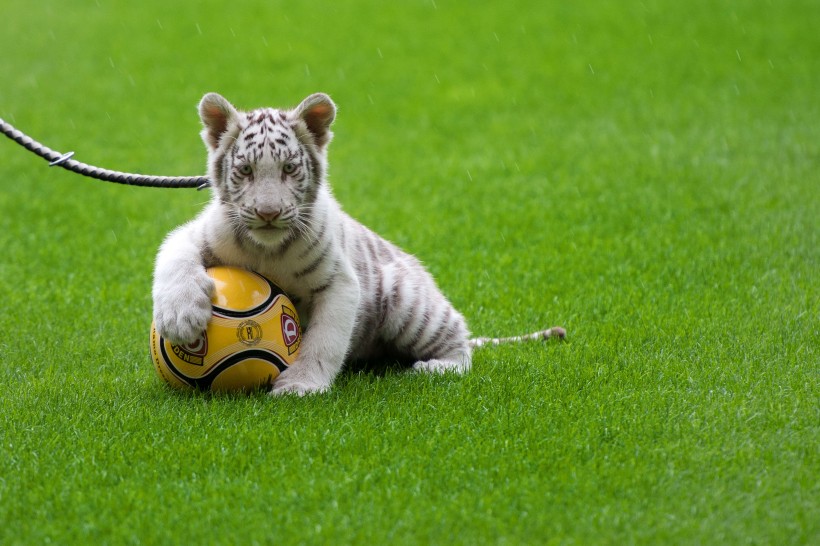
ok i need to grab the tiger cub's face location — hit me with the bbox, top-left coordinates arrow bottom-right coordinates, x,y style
198,93 -> 336,246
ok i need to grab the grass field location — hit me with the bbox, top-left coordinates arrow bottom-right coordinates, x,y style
1,0 -> 817,544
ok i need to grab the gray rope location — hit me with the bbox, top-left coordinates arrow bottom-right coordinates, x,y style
0,117 -> 210,189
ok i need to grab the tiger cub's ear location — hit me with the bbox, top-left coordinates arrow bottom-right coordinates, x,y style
198,93 -> 239,151
295,93 -> 336,150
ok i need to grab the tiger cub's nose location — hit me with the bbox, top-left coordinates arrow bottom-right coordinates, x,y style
255,207 -> 282,223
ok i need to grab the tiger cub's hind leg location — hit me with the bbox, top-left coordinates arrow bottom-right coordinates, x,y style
412,349 -> 472,374
378,259 -> 473,374
386,301 -> 473,375
407,314 -> 473,375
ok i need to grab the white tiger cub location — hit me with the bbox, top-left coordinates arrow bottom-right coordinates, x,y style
152,92 -> 565,395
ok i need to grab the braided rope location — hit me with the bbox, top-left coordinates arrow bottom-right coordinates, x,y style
0,117 -> 210,189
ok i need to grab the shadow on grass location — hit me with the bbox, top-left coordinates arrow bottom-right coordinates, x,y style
147,357 -> 413,399
341,357 -> 413,378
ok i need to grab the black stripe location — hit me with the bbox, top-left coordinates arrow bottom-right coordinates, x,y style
415,306 -> 455,355
393,284 -> 419,338
302,147 -> 323,201
310,273 -> 337,297
355,257 -> 372,300
286,184 -> 301,202
273,229 -> 299,257
298,214 -> 328,258
201,240 -> 219,268
400,309 -> 431,351
418,333 -> 460,361
363,229 -> 380,263
338,221 -> 347,251
231,218 -> 250,249
213,151 -> 228,188
294,241 -> 331,278
374,271 -> 388,328
389,275 -> 403,319
352,233 -> 367,272
374,236 -> 394,261
415,318 -> 448,357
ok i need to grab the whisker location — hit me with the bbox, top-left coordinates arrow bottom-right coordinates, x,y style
292,217 -> 313,239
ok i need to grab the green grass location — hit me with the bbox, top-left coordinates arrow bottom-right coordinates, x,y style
1,0 -> 817,544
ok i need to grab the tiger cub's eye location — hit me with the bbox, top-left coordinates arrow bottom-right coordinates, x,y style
283,162 -> 297,175
238,164 -> 253,176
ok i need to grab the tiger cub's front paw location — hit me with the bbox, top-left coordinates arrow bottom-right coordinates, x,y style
153,272 -> 215,345
269,364 -> 331,396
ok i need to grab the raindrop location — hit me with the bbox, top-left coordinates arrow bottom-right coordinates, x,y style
466,169 -> 473,181
377,47 -> 383,59
195,23 -> 202,35
262,35 -> 269,47
433,74 -> 440,84
156,19 -> 163,30
736,50 -> 742,62
493,32 -> 500,43
588,64 -> 595,75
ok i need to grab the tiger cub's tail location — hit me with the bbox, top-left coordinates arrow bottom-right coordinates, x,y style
469,326 -> 566,348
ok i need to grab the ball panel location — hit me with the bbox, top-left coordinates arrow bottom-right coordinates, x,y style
209,267 -> 285,318
209,353 -> 288,392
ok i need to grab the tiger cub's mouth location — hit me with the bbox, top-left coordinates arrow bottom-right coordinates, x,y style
249,221 -> 291,238
253,224 -> 283,231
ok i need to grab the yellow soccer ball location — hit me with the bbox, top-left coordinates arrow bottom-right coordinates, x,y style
149,266 -> 301,392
